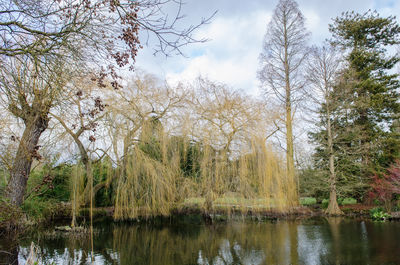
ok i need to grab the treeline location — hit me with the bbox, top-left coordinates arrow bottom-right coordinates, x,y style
304,11 -> 400,213
258,1 -> 400,214
1,0 -> 400,223
1,74 -> 293,223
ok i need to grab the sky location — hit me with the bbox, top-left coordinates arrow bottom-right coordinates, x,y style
135,0 -> 400,95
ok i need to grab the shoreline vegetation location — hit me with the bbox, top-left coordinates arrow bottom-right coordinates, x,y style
2,196 -> 400,234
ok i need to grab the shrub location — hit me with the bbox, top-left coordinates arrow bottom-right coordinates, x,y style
368,160 -> 400,211
342,197 -> 357,205
21,198 -> 59,222
300,197 -> 317,206
321,199 -> 329,209
26,164 -> 72,202
370,207 -> 391,221
0,198 -> 22,230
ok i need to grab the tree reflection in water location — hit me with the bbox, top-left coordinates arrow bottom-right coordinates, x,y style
8,218 -> 400,265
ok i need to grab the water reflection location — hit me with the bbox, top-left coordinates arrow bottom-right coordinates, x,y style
2,218 -> 400,265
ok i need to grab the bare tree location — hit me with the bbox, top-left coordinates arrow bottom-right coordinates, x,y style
190,78 -> 263,156
0,0 -> 212,206
0,58 -> 69,206
258,0 -> 310,206
306,45 -> 343,215
105,72 -> 186,167
50,75 -> 109,228
0,0 -> 214,67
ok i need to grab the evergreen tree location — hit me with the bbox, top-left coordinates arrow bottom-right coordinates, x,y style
316,11 -> 400,198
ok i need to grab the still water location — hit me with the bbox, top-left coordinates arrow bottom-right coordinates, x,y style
3,217 -> 400,265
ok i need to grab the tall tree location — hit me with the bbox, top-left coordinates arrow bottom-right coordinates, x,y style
306,45 -> 343,215
258,0 -> 310,206
329,11 -> 400,189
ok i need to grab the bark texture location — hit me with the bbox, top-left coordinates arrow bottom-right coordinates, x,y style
6,114 -> 49,206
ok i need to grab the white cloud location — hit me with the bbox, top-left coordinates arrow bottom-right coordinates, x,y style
134,0 -> 399,95
164,10 -> 271,94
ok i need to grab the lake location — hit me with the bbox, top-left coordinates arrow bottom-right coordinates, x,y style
2,217 -> 400,264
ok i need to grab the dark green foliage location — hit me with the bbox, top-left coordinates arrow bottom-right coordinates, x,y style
311,11 -> 400,200
369,206 -> 391,221
21,198 -> 59,222
93,159 -> 115,207
168,136 -> 202,179
41,164 -> 71,201
26,164 -> 72,202
322,199 -> 329,208
299,167 -> 329,200
331,11 -> 400,174
138,118 -> 203,180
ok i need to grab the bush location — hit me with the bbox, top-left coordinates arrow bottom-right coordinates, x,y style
21,198 -> 59,222
342,197 -> 357,205
370,207 -> 391,221
395,200 -> 400,211
0,198 -> 22,230
300,197 -> 317,206
298,167 -> 329,201
321,199 -> 329,209
368,161 -> 400,211
26,163 -> 72,202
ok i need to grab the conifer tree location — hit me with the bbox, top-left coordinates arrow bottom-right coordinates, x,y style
316,11 -> 400,198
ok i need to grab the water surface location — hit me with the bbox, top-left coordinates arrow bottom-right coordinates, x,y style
2,217 -> 400,264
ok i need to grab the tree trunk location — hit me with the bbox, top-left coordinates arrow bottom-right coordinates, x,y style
286,101 -> 297,206
6,114 -> 48,206
326,109 -> 343,215
283,14 -> 298,207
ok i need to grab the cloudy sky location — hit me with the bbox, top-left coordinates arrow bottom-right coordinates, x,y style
135,0 -> 400,95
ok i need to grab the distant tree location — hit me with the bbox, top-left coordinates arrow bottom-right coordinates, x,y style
190,78 -> 263,156
258,0 -> 310,206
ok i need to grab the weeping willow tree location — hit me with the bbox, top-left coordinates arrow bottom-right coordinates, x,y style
114,117 -> 294,220
114,117 -> 181,219
196,137 -> 291,213
190,78 -> 294,212
70,164 -> 85,228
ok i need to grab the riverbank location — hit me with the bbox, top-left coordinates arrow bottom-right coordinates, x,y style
13,203 -> 400,231
2,198 -> 400,235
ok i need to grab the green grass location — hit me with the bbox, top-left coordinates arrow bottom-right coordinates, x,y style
300,197 -> 317,206
182,196 -> 286,211
341,197 -> 357,205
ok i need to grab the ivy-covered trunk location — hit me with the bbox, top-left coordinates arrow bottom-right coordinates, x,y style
6,114 -> 48,206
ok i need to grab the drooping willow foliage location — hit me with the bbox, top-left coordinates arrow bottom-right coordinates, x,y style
113,117 -> 295,220
70,164 -> 85,227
